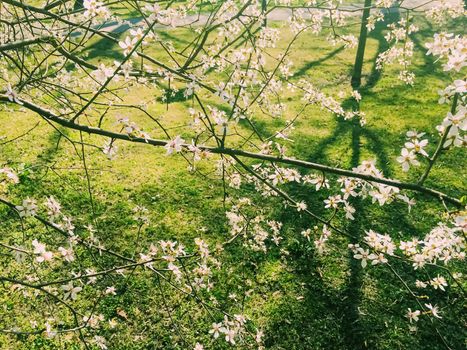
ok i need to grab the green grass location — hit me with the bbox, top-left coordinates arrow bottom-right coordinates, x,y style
0,10 -> 466,350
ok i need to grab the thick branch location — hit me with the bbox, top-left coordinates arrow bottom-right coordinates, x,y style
0,95 -> 461,206
0,37 -> 52,51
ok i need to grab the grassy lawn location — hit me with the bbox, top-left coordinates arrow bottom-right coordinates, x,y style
0,9 -> 465,350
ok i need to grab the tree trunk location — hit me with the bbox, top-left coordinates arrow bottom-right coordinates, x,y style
262,0 -> 267,27
351,0 -> 373,88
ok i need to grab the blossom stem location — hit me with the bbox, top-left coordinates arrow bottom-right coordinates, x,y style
418,93 -> 459,185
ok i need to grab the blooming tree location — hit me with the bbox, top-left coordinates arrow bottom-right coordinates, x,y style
0,0 -> 465,349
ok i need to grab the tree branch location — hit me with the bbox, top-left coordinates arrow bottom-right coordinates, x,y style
0,95 -> 461,206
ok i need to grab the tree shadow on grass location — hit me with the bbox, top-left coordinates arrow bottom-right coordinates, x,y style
82,31 -> 125,62
260,6 -> 441,349
339,115 -> 366,350
293,46 -> 346,79
359,7 -> 401,91
36,127 -> 70,163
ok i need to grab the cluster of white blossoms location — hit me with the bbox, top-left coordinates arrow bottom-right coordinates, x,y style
164,135 -> 185,155
118,36 -> 138,57
83,0 -> 110,20
6,194 -> 227,345
332,34 -> 357,49
105,0 -> 365,155
258,27 -> 281,49
217,0 -> 244,23
223,158 -> 422,258
184,78 -> 200,98
15,197 -> 38,217
91,63 -> 114,84
425,0 -> 466,24
62,282 -> 83,300
0,166 -> 19,185
349,230 -> 392,267
384,20 -> 418,44
208,105 -> 232,134
102,140 -> 118,160
137,236 -> 218,293
113,59 -> 134,83
114,0 -> 361,139
192,243 -> 214,288
426,33 -> 467,72
393,32 -> 466,173
117,116 -> 151,141
313,225 -> 332,254
4,83 -> 23,105
436,105 -> 466,148
164,135 -> 211,169
346,161 -> 407,207
397,130 -> 429,172
406,218 -> 465,269
208,315 -> 263,348
43,196 -> 76,235
159,5 -> 189,27
228,159 -> 416,227
366,11 -> 385,32
348,217 -> 464,331
132,204 -> 150,224
265,166 -> 301,187
376,19 -> 418,85
144,2 -> 161,21
438,80 -> 466,104
226,198 -> 284,252
406,303 -> 442,324
364,229 -> 395,254
118,25 -> 157,57
32,239 -> 54,263
158,240 -> 187,281
44,196 -> 61,221
349,213 -> 465,274
416,275 -> 449,291
396,48 -> 465,171
13,196 -> 78,264
298,80 -> 365,122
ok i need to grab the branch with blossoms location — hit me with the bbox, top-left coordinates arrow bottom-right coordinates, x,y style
0,94 -> 462,207
0,195 -> 260,347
